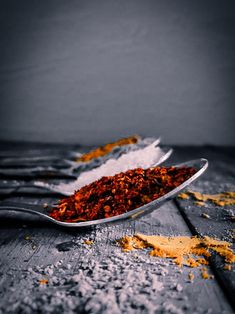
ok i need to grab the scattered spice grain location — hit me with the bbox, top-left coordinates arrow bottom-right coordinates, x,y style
195,201 -> 205,207
24,235 -> 37,250
38,279 -> 49,285
188,272 -> 194,282
224,264 -> 232,271
201,268 -> 213,280
84,240 -> 93,245
178,193 -> 190,200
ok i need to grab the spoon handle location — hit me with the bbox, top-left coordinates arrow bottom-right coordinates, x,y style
0,200 -> 50,216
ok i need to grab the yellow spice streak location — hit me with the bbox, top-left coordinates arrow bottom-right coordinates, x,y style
188,272 -> 194,281
84,239 -> 93,245
188,191 -> 235,207
201,267 -> 213,279
195,201 -> 206,207
77,135 -> 140,162
178,193 -> 190,200
119,234 -> 235,267
224,264 -> 232,271
39,279 -> 49,285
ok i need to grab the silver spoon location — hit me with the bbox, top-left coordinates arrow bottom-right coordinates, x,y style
46,137 -> 162,177
32,146 -> 173,196
0,159 -> 208,228
0,138 -> 162,181
2,143 -> 171,196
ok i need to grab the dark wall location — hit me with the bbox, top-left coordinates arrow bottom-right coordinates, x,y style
0,0 -> 234,145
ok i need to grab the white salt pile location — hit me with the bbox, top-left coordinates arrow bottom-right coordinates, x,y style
36,141 -> 172,195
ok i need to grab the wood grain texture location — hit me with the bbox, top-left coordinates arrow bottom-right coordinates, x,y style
175,153 -> 235,309
0,143 -> 234,313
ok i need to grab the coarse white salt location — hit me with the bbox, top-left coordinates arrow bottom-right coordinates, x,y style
36,140 -> 172,195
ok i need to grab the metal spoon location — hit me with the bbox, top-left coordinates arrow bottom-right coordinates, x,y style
0,158 -> 208,228
45,137 -> 162,177
0,138 -> 161,179
1,143 -> 171,196
32,146 -> 173,196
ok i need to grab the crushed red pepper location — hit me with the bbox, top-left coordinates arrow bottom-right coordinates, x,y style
49,166 -> 196,222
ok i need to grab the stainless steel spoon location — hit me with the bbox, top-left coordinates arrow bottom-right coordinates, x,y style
32,146 -> 173,195
0,158 -> 208,228
1,144 -> 172,196
42,137 -> 162,177
0,138 -> 162,180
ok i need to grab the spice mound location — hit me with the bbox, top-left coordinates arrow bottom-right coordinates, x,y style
77,135 -> 140,162
49,166 -> 196,222
119,234 -> 235,267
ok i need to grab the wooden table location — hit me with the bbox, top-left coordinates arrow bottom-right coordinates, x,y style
0,142 -> 234,314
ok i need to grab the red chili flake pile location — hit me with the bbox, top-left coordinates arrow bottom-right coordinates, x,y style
49,166 -> 196,222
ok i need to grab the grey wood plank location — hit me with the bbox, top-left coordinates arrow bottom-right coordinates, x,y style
176,157 -> 235,309
0,196 -> 233,313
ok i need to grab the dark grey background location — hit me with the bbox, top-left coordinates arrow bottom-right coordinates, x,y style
0,0 -> 234,145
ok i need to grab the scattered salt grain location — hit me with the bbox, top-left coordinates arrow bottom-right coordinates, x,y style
67,264 -> 72,270
0,225 -> 219,314
175,284 -> 183,292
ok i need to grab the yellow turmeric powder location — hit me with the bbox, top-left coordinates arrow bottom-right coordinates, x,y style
77,135 -> 140,162
178,191 -> 235,207
119,234 -> 235,267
